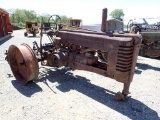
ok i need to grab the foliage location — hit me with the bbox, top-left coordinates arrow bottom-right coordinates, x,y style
60,15 -> 72,23
7,9 -> 71,28
109,9 -> 124,21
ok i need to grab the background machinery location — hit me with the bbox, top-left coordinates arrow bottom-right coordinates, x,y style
24,21 -> 39,37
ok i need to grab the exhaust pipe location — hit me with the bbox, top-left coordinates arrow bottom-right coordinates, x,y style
101,8 -> 107,32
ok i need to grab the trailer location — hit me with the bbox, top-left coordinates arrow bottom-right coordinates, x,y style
0,8 -> 12,38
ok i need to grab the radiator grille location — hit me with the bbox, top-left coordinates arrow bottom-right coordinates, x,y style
116,45 -> 133,72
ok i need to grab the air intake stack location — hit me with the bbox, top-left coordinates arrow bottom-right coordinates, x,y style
101,8 -> 107,32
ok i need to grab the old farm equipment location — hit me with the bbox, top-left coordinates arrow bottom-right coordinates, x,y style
24,21 -> 39,37
63,19 -> 82,30
43,18 -> 82,31
138,31 -> 160,58
0,8 -> 13,38
40,15 -> 63,33
6,8 -> 142,100
127,19 -> 160,58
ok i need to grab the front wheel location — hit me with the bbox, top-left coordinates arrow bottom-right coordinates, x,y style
24,32 -> 28,37
33,33 -> 36,37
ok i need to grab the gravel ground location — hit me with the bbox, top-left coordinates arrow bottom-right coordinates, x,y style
0,30 -> 160,120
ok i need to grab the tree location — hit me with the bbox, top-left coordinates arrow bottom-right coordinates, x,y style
60,15 -> 72,23
7,9 -> 72,28
40,13 -> 51,22
109,9 -> 124,21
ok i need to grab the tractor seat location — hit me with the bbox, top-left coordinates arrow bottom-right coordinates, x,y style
46,29 -> 58,36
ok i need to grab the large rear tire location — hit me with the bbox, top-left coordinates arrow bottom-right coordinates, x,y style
7,44 -> 39,84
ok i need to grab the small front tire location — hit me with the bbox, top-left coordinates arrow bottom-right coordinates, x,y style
24,32 -> 28,37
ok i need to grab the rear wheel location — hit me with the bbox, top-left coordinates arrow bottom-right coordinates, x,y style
7,44 -> 39,84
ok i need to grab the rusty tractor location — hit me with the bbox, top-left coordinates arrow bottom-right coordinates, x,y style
138,31 -> 160,58
128,19 -> 160,58
6,8 -> 142,100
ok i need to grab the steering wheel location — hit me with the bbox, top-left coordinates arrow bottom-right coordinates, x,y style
48,15 -> 61,30
127,19 -> 133,32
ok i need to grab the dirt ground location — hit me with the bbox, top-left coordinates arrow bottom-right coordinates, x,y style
0,30 -> 160,120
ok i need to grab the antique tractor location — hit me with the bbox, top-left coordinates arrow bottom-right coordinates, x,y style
139,31 -> 160,58
24,21 -> 39,37
127,19 -> 160,58
6,8 -> 142,100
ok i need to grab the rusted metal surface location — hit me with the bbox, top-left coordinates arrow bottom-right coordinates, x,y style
113,33 -> 142,84
6,8 -> 142,100
58,31 -> 141,85
139,31 -> 160,57
127,19 -> 160,58
101,8 -> 107,32
0,8 -> 12,37
31,30 -> 141,100
7,43 -> 39,84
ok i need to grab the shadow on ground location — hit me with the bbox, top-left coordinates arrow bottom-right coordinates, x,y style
135,61 -> 160,75
12,67 -> 159,120
136,63 -> 160,71
0,36 -> 13,45
11,80 -> 42,97
27,36 -> 40,38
